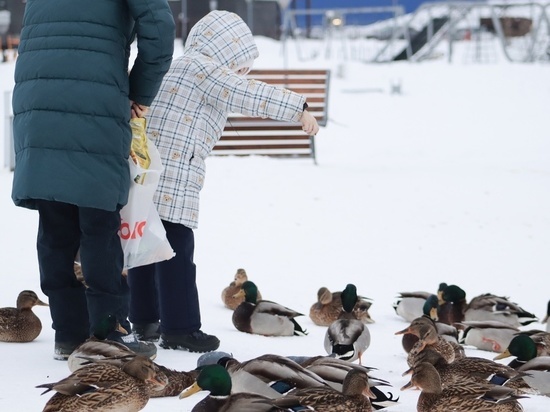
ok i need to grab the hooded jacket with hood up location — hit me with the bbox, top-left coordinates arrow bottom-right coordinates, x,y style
149,10 -> 306,229
11,0 -> 175,212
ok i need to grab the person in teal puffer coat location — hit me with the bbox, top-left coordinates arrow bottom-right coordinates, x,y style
11,0 -> 175,360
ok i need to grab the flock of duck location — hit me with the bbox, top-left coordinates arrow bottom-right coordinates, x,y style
1,271 -> 550,411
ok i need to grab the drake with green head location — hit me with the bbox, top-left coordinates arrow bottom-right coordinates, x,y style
309,285 -> 374,327
179,364 -> 279,411
393,283 -> 448,323
437,284 -> 467,325
221,268 -> 262,310
232,281 -> 307,336
324,284 -> 371,364
393,291 -> 433,323
494,334 -> 542,365
0,290 -> 48,342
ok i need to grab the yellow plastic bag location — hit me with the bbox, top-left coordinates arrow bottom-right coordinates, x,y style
129,117 -> 151,184
120,118 -> 175,269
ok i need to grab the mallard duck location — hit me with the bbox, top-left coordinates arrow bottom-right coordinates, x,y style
437,284 -> 467,325
515,356 -> 550,396
464,293 -> 538,327
324,284 -> 371,364
221,268 -> 262,310
68,313 -> 131,371
179,364 -> 279,411
393,291 -> 432,323
393,283 -> 448,323
396,317 -> 462,368
266,368 -> 376,412
219,354 -> 328,392
68,314 -> 198,397
515,329 -> 550,355
399,297 -> 459,353
310,285 -> 374,326
494,333 -> 550,366
294,355 -> 399,410
37,355 -> 167,412
402,362 -> 525,412
405,347 -> 535,395
0,290 -> 48,342
232,281 -> 307,336
457,320 -> 519,352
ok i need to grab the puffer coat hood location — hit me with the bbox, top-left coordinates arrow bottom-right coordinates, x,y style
185,10 -> 259,71
11,0 -> 175,212
147,11 -> 306,229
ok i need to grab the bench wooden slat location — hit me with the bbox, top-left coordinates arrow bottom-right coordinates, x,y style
215,143 -> 311,149
216,134 -> 309,141
212,69 -> 330,164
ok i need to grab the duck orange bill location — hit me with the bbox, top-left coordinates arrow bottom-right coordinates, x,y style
232,289 -> 246,299
402,367 -> 413,377
400,380 -> 416,391
394,326 -> 411,335
493,349 -> 512,360
148,373 -> 168,390
179,382 -> 202,399
363,385 -> 376,399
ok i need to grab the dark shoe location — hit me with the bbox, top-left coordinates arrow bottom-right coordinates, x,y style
132,322 -> 160,342
159,330 -> 220,353
107,330 -> 157,359
53,342 -> 80,361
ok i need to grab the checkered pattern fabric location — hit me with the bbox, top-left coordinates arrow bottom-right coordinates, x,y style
147,11 -> 306,228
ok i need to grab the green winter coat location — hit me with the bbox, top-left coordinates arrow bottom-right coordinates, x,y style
11,0 -> 175,211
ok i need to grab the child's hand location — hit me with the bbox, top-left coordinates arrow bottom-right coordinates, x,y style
130,101 -> 149,119
300,110 -> 319,135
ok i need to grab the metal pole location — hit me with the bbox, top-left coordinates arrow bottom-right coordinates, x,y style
246,0 -> 253,34
181,0 -> 187,45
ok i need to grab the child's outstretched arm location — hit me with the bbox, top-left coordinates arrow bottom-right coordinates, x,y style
300,109 -> 319,136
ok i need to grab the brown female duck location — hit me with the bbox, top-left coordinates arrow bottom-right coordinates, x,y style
395,316 -> 463,368
310,285 -> 374,326
221,268 -> 262,310
405,347 -> 535,395
402,362 -> 526,412
266,368 -> 375,412
68,314 -> 197,397
37,355 -> 167,412
0,290 -> 48,342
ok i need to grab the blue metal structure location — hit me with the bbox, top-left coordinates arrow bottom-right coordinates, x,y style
288,0 -> 425,28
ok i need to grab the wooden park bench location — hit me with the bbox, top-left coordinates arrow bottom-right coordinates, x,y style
211,69 -> 330,164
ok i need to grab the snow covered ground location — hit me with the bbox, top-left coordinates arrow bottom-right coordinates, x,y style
1,34 -> 549,411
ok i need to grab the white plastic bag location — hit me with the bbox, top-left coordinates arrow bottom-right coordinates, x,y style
119,118 -> 175,270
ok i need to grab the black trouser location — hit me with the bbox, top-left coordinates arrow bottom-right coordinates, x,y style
127,220 -> 201,335
36,200 -> 129,344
